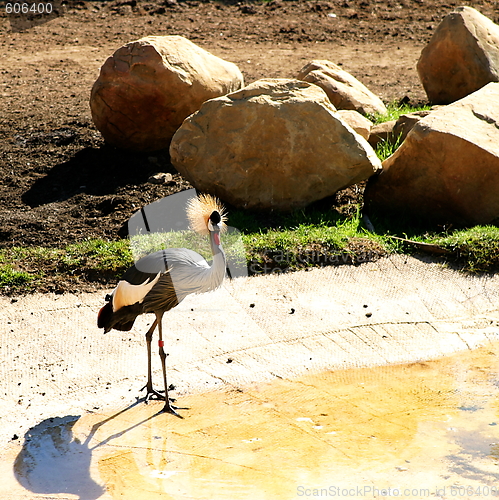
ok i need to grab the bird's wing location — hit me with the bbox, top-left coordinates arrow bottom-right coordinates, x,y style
161,248 -> 210,269
113,248 -> 212,312
123,251 -> 170,283
124,249 -> 208,284
112,272 -> 160,311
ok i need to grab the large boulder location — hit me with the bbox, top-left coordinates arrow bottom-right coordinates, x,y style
170,79 -> 382,211
417,7 -> 499,104
364,83 -> 499,226
297,60 -> 387,116
90,35 -> 244,151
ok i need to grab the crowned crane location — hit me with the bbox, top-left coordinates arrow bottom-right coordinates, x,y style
97,194 -> 227,417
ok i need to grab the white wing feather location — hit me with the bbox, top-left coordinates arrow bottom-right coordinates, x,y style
112,272 -> 161,312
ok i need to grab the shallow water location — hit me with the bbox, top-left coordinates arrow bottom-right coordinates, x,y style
11,343 -> 499,500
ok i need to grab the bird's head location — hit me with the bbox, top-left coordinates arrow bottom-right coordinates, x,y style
187,194 -> 227,243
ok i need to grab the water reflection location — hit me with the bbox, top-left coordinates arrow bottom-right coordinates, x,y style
12,343 -> 499,499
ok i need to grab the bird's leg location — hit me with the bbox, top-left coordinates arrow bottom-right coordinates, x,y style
157,313 -> 187,418
140,319 -> 164,402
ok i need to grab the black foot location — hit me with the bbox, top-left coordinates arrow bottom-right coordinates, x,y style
140,385 -> 177,404
160,401 -> 188,418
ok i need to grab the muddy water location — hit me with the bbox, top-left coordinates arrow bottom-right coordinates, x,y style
11,343 -> 499,500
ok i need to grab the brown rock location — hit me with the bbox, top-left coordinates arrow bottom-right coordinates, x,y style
90,35 -> 244,151
417,7 -> 499,104
368,120 -> 396,149
392,110 -> 432,143
170,79 -> 381,211
336,110 -> 372,140
364,83 -> 499,226
297,60 -> 387,116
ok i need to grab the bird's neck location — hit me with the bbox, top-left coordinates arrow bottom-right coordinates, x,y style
208,231 -> 226,287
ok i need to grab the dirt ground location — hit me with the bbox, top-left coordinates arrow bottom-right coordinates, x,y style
1,0 -> 498,288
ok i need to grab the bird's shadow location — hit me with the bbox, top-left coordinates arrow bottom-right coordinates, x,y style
13,400 -> 164,500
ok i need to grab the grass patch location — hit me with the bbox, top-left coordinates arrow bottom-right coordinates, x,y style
0,265 -> 34,293
375,133 -> 403,162
369,220 -> 499,273
427,226 -> 499,272
63,239 -> 132,272
2,208 -> 499,295
242,212 -> 390,273
368,100 -> 432,125
0,209 -> 391,294
0,238 -> 133,294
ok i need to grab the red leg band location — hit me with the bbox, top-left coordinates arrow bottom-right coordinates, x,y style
158,340 -> 164,348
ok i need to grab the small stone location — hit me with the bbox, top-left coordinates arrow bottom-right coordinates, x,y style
147,172 -> 173,184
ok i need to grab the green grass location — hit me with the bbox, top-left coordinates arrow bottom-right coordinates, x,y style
368,101 -> 432,125
241,210 -> 391,271
375,133 -> 403,162
368,101 -> 432,161
63,239 -> 132,271
2,213 -> 499,294
427,226 -> 499,273
0,238 -> 133,294
0,265 -> 34,291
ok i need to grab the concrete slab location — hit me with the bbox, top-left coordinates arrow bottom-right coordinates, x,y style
2,255 -> 499,444
2,255 -> 499,499
2,344 -> 499,499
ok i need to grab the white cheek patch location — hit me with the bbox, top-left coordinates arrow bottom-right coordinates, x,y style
208,220 -> 214,231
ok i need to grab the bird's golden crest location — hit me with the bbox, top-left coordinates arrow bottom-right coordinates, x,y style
187,193 -> 227,235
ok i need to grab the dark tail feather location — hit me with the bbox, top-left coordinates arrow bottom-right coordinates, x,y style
98,301 -> 138,332
113,319 -> 136,332
97,302 -> 113,331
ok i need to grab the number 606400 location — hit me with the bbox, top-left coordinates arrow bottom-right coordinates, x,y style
5,3 -> 54,14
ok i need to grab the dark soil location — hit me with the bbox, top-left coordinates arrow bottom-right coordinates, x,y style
1,0 -> 497,291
